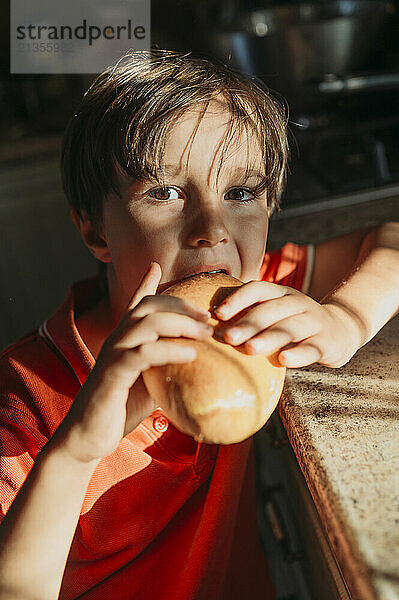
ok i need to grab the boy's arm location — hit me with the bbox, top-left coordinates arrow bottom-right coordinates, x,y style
0,262 -> 212,600
0,442 -> 100,600
212,222 -> 399,368
307,226 -> 374,301
309,221 -> 399,346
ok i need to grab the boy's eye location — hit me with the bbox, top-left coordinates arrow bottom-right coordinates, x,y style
147,186 -> 259,203
148,186 -> 182,201
226,188 -> 255,202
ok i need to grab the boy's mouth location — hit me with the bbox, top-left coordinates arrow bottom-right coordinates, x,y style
158,265 -> 231,292
179,268 -> 229,282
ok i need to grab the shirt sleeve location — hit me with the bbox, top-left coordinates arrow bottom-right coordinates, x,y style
259,242 -> 315,293
0,365 -> 48,521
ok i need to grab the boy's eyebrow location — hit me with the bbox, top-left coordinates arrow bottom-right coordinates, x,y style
161,165 -> 267,181
229,167 -> 267,181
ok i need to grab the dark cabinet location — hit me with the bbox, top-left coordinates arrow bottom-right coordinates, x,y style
254,413 -> 352,600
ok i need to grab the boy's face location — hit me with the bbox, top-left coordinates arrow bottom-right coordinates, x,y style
100,102 -> 270,315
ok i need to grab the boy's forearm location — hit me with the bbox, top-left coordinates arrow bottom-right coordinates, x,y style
321,222 -> 399,349
0,440 -> 100,600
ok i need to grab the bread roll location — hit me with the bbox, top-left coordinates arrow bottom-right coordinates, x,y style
143,272 -> 285,444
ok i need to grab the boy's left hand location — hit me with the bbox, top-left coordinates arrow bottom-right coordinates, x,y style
212,281 -> 362,369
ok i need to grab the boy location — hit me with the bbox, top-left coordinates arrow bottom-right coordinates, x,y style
0,49 -> 398,600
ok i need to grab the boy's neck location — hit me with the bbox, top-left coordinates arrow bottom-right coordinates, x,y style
75,296 -> 115,359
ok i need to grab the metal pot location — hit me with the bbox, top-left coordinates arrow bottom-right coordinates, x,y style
204,0 -> 398,111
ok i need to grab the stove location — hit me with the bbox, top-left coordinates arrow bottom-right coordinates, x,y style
282,83 -> 399,211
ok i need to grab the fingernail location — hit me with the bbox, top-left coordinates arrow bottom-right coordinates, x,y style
224,328 -> 238,343
198,313 -> 211,323
249,339 -> 265,352
215,305 -> 228,317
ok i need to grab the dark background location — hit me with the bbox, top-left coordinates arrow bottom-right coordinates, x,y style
1,0 -> 399,350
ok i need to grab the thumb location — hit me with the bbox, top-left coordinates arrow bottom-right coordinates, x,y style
127,262 -> 162,311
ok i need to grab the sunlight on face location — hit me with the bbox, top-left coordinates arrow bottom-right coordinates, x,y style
102,101 -> 270,314
159,100 -> 267,196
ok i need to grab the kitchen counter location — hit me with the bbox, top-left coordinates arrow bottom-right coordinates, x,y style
268,188 -> 399,250
277,314 -> 399,600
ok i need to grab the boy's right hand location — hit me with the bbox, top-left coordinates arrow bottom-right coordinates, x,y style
52,262 -> 213,464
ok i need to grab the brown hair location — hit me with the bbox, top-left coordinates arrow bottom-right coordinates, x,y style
61,48 -> 289,229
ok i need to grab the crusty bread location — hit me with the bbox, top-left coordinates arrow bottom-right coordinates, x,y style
143,272 -> 285,444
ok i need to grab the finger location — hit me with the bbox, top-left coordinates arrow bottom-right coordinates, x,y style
115,311 -> 214,348
125,375 -> 156,435
216,295 -> 310,345
213,280 -> 288,320
131,294 -> 210,322
105,340 -> 198,384
125,373 -> 172,435
242,313 -> 321,355
278,342 -> 322,368
127,262 -> 162,311
138,340 -> 198,369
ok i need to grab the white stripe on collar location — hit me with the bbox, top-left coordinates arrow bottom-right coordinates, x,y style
39,321 -> 82,385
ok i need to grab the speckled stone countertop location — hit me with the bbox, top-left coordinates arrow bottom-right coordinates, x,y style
278,315 -> 399,600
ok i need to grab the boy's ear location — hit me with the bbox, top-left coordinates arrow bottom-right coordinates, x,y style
70,207 -> 112,263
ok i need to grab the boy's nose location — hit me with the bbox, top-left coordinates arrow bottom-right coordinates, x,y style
183,207 -> 229,248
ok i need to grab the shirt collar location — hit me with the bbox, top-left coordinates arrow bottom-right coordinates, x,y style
41,277 -> 101,386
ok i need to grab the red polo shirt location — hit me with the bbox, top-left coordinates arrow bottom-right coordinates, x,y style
0,243 -> 313,599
